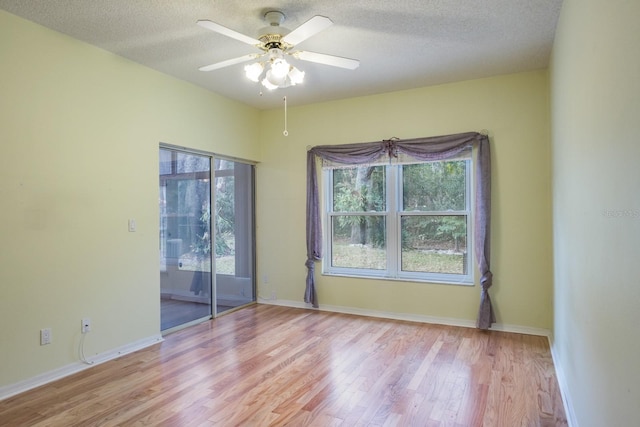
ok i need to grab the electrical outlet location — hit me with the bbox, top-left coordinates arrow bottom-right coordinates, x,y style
81,318 -> 91,334
40,328 -> 52,345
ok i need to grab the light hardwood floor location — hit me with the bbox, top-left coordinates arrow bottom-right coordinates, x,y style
0,305 -> 567,426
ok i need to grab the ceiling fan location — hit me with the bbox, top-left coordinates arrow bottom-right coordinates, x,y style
197,10 -> 360,90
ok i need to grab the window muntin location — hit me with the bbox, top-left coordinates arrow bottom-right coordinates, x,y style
324,157 -> 472,284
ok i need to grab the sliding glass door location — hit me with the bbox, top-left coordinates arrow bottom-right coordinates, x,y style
214,159 -> 255,313
159,149 -> 212,331
159,147 -> 255,332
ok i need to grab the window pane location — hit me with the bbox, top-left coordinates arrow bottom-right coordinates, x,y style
403,161 -> 466,211
159,149 -> 212,331
214,158 -> 234,171
177,152 -> 210,174
401,215 -> 467,274
214,160 -> 255,315
331,215 -> 386,269
214,173 -> 235,275
332,166 -> 385,212
159,149 -> 173,175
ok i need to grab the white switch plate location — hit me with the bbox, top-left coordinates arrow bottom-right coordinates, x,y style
128,219 -> 136,232
40,328 -> 52,345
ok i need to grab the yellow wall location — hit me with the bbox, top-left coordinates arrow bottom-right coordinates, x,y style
0,10 -> 259,387
257,70 -> 553,329
551,0 -> 640,425
1,7 -> 555,392
5,3 -> 639,423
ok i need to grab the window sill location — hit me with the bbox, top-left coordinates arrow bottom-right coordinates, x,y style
320,271 -> 475,287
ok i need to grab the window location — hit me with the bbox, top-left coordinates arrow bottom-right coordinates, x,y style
324,154 -> 472,284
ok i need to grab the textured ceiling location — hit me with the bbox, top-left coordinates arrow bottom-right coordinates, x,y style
0,0 -> 563,110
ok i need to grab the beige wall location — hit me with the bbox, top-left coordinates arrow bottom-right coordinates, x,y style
257,70 -> 553,330
5,2 -> 639,423
0,10 -> 260,387
1,7 -> 556,393
551,0 -> 640,425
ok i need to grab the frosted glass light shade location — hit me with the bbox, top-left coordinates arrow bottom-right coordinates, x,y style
261,76 -> 279,90
244,62 -> 264,82
270,58 -> 290,79
288,66 -> 305,85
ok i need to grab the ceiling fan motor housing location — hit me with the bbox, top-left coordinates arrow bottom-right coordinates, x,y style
260,34 -> 292,51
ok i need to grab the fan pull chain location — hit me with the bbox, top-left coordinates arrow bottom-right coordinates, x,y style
283,96 -> 289,136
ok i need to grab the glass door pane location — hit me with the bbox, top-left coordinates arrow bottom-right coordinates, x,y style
159,148 -> 212,331
214,159 -> 255,314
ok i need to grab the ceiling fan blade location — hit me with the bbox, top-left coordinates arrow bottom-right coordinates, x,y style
293,51 -> 360,70
199,54 -> 262,72
282,15 -> 333,46
197,20 -> 261,46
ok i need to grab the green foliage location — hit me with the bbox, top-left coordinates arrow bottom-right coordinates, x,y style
402,161 -> 467,251
332,166 -> 384,212
214,175 -> 234,257
191,204 -> 211,257
332,166 -> 385,247
331,243 -> 464,274
435,216 -> 466,250
403,161 -> 466,211
330,160 -> 468,253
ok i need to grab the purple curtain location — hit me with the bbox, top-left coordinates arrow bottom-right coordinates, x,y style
305,131 -> 495,329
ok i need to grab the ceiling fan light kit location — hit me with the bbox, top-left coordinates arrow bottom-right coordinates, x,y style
246,47 -> 306,90
197,10 -> 359,91
244,62 -> 264,82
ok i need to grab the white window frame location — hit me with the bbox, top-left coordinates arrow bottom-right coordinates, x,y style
322,157 -> 474,285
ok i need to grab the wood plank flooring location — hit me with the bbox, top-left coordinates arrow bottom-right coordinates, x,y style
0,305 -> 567,426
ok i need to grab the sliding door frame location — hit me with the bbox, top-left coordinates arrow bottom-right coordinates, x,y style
160,143 -> 256,329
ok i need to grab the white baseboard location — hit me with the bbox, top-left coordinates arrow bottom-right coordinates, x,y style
257,298 -> 551,337
549,336 -> 578,427
0,334 -> 164,401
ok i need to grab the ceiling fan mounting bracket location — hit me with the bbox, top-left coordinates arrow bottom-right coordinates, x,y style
264,10 -> 286,26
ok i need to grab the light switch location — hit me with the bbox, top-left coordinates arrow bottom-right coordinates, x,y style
128,219 -> 137,232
